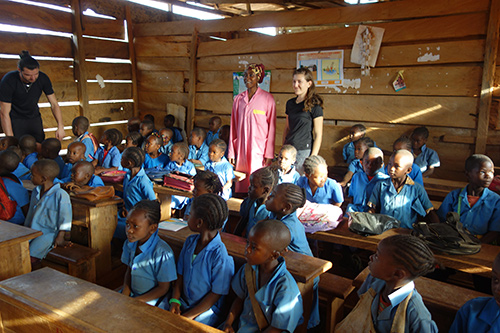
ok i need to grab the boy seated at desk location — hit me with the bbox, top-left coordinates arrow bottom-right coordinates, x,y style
72,116 -> 98,162
41,138 -> 65,179
437,154 -> 500,244
368,150 -> 439,229
205,116 -> 222,146
0,150 -> 29,225
58,161 -> 104,188
59,142 -> 86,179
277,144 -> 300,185
188,127 -> 209,167
8,146 -> 31,181
411,126 -> 440,178
139,119 -> 155,149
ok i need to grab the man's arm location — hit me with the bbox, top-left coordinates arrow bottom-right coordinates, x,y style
46,94 -> 65,140
0,101 -> 13,136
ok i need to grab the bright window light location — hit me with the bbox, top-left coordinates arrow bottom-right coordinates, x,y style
172,5 -> 224,20
126,0 -> 171,12
249,27 -> 277,36
0,53 -> 73,61
82,8 -> 116,20
0,23 -> 72,38
7,0 -> 70,12
86,58 -> 131,64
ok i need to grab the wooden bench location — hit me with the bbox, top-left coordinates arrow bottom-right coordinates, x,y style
318,272 -> 355,333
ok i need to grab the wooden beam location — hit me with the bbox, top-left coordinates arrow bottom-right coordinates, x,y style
187,27 -> 199,136
475,0 -> 500,153
71,0 -> 89,117
126,5 -> 139,117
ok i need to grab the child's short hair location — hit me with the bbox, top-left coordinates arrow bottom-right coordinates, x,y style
125,131 -> 142,146
7,146 -> 23,160
141,119 -> 154,131
209,139 -> 227,153
104,128 -> 123,146
130,200 -> 161,225
191,193 -> 228,230
0,136 -> 19,148
164,114 -> 175,125
191,127 -> 207,141
19,135 -> 36,155
352,124 -> 366,134
280,144 -> 297,160
465,154 -> 493,172
0,150 -> 20,173
251,219 -> 291,252
147,133 -> 163,146
67,141 -> 85,152
393,136 -> 412,151
194,170 -> 223,194
33,159 -> 59,180
122,147 -> 146,167
412,126 -> 429,139
302,155 -> 327,175
72,116 -> 89,131
143,114 -> 155,123
172,142 -> 189,160
41,138 -> 61,159
73,161 -> 95,177
160,127 -> 174,137
277,183 -> 306,211
356,137 -> 375,148
210,116 -> 222,125
252,166 -> 278,189
383,234 -> 438,279
363,147 -> 384,160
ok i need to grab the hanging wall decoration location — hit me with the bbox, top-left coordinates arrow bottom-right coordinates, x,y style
351,25 -> 385,76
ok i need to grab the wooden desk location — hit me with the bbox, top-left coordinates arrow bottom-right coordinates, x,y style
423,178 -> 467,201
0,268 -> 221,332
0,222 -> 42,281
308,219 -> 500,277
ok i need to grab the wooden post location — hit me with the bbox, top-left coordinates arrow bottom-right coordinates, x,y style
475,0 -> 500,153
125,5 -> 139,117
186,27 -> 199,136
71,0 -> 89,117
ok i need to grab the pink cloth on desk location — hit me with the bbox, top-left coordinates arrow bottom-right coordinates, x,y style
228,87 -> 276,192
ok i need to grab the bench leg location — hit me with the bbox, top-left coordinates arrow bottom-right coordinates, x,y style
156,193 -> 172,221
68,258 -> 96,283
326,297 -> 345,333
296,280 -> 313,333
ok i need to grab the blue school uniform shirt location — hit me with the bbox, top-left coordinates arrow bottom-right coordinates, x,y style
205,128 -> 220,146
22,152 -> 38,170
188,142 -> 209,166
240,197 -> 271,236
204,157 -> 234,200
121,230 -> 177,306
76,131 -> 96,162
437,187 -> 500,235
122,168 -> 156,211
164,160 -> 196,209
348,159 -> 363,174
169,127 -> 183,144
297,176 -> 344,205
144,153 -> 169,169
278,166 -> 300,185
94,146 -> 121,169
175,233 -> 234,326
13,162 -> 31,180
383,163 -> 424,186
59,162 -> 75,180
368,176 -> 434,229
231,258 -> 303,333
159,141 -> 173,156
53,156 -> 66,179
55,174 -> 104,187
347,170 -> 389,213
24,183 -> 72,259
358,274 -> 438,333
449,297 -> 500,333
3,177 -> 29,225
413,144 -> 440,173
343,141 -> 355,164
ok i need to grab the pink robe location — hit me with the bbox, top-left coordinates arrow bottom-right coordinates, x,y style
228,87 -> 276,193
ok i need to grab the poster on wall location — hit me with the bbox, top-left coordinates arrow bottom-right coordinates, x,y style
233,70 -> 271,98
296,50 -> 344,86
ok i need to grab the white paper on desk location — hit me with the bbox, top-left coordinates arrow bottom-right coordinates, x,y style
159,219 -> 188,232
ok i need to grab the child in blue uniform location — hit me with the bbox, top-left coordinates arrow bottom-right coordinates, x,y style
265,183 -> 320,328
183,170 -> 223,220
347,147 -> 389,213
59,142 -> 86,179
159,128 -> 173,155
139,119 -> 155,149
41,138 -> 65,179
0,150 -> 29,225
164,114 -> 184,143
72,116 -> 98,162
205,116 -> 222,146
384,136 -> 424,186
20,135 -> 38,170
57,161 -> 104,187
277,144 -> 300,184
166,194 -> 234,327
411,126 -> 440,177
205,139 -> 233,200
121,200 -> 177,306
0,136 -> 18,151
297,155 -> 343,206
7,146 -> 31,180
340,136 -> 375,187
343,124 -> 366,165
124,131 -> 143,150
450,252 -> 500,332
368,150 -> 439,229
24,159 -> 72,261
223,220 -> 303,332
164,142 -> 196,210
144,133 -> 169,169
437,154 -> 500,244
94,128 -> 122,174
336,235 -> 438,332
188,127 -> 209,167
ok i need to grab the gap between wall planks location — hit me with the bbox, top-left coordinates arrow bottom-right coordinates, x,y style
186,27 -> 199,136
72,0 -> 89,117
126,5 -> 139,117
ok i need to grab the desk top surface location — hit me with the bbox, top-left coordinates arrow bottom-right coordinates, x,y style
112,182 -> 194,198
0,268 -> 221,332
0,222 -> 42,247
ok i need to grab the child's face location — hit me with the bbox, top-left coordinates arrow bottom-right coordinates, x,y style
187,210 -> 202,232
306,164 -> 328,188
169,146 -> 184,164
31,165 -> 44,186
100,134 -> 110,146
354,142 -> 368,160
368,240 -> 397,281
411,134 -> 426,150
193,180 -> 211,197
209,118 -> 221,132
349,127 -> 364,142
362,154 -> 383,177
125,137 -> 137,148
387,154 -> 411,181
189,132 -> 203,147
145,136 -> 160,154
245,229 -> 274,266
492,257 -> 500,307
125,209 -> 156,245
265,186 -> 287,214
248,174 -> 267,200
466,160 -> 495,190
72,123 -> 83,137
278,150 -> 295,172
0,139 -> 8,151
140,124 -> 152,138
164,118 -> 174,128
71,165 -> 91,185
67,145 -> 85,164
208,145 -> 224,163
121,156 -> 132,170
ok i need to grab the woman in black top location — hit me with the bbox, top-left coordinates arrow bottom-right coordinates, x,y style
282,67 -> 324,172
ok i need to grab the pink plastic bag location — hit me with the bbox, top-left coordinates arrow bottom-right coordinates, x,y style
296,200 -> 343,233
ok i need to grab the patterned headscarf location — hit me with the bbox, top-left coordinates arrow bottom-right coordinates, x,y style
246,63 -> 265,84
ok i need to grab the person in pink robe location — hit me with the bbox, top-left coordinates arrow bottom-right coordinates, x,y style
228,64 -> 276,193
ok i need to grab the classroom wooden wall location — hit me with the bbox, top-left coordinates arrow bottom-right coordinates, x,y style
134,0 -> 500,180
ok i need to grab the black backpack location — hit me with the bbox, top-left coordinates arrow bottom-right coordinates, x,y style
411,212 -> 481,255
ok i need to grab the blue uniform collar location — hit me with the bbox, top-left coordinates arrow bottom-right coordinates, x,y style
191,232 -> 223,256
77,131 -> 89,141
478,297 -> 500,325
387,281 -> 414,307
251,256 -> 286,288
35,182 -> 62,200
126,229 -> 160,257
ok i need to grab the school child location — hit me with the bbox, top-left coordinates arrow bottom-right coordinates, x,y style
449,251 -> 500,332
384,136 -> 424,186
158,128 -> 173,155
437,154 -> 500,243
411,126 -> 440,177
166,194 -> 234,327
121,200 -> 177,306
277,144 -> 300,184
8,146 -> 31,180
0,136 -> 19,151
222,219 -> 303,332
188,127 -> 209,166
184,170 -> 223,220
93,128 -> 122,174
368,150 -> 439,229
41,138 -> 65,179
164,114 -> 184,143
343,124 -> 366,165
58,161 -> 104,187
204,139 -> 233,200
0,150 -> 29,225
347,147 -> 389,213
72,116 -> 98,162
335,234 -> 438,332
127,116 -> 141,134
164,143 -> 196,210
116,147 -> 156,239
340,136 -> 375,187
219,125 -> 230,158
59,142 -> 86,179
297,155 -> 343,207
265,183 -> 320,328
205,116 -> 222,146
144,133 -> 169,169
124,131 -> 142,149
139,119 -> 155,149
24,159 -> 72,260
233,167 -> 276,237
19,134 -> 38,169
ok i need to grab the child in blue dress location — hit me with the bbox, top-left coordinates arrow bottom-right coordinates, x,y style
59,142 -> 86,179
205,116 -> 222,146
343,124 -> 366,165
164,114 -> 184,143
411,126 -> 440,177
205,139 -> 234,200
124,131 -> 142,150
121,200 -> 177,306
0,150 -> 29,225
72,116 -> 98,162
144,133 -> 169,169
222,219 -> 303,332
340,136 -> 374,187
188,127 -> 209,167
277,144 -> 300,184
166,194 -> 234,327
297,155 -> 343,207
384,136 -> 424,186
94,128 -> 122,174
159,128 -> 173,155
336,234 -> 438,332
164,142 -> 196,210
437,154 -> 500,244
41,138 -> 65,179
19,134 -> 38,170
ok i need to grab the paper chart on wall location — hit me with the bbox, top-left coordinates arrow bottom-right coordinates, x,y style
297,50 -> 344,86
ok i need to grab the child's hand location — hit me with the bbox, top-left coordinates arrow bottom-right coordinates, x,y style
223,323 -> 235,333
169,302 -> 181,315
55,239 -> 72,248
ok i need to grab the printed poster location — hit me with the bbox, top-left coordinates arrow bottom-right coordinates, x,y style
233,70 -> 271,97
297,50 -> 344,86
